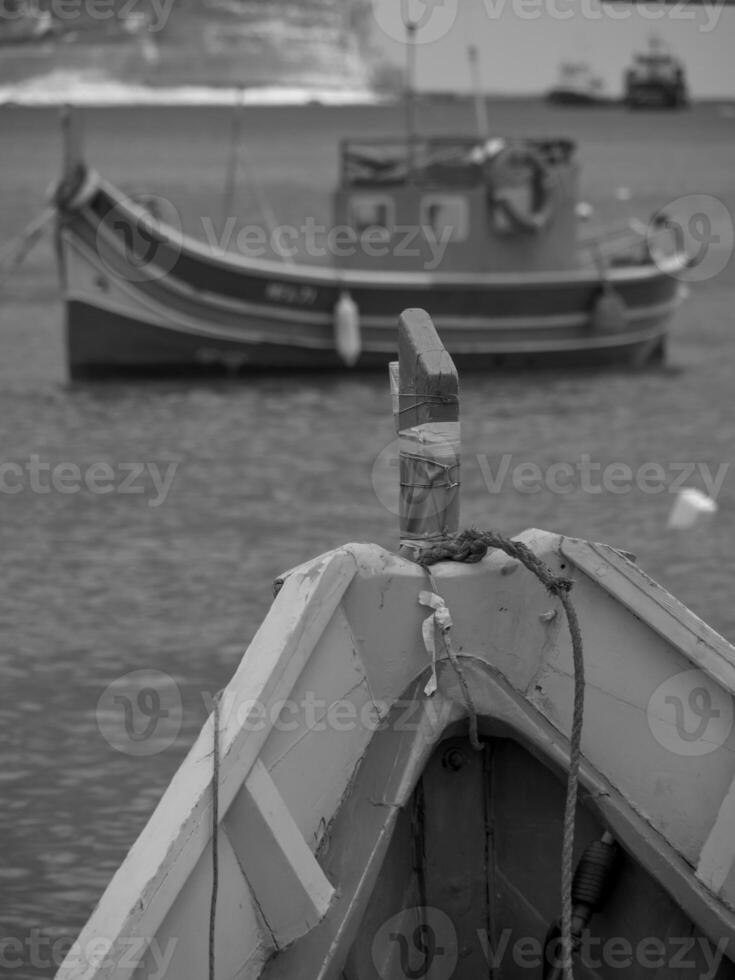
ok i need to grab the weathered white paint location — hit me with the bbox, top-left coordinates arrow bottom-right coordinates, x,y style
697,773 -> 735,896
260,605 -> 375,849
533,536 -> 735,864
55,547 -> 358,980
560,536 -> 735,693
134,828 -> 271,980
226,761 -> 334,947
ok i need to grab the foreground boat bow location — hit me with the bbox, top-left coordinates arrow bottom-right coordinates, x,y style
56,312 -> 735,980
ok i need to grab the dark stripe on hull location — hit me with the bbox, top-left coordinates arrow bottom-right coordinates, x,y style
84,189 -> 678,318
66,301 -> 668,379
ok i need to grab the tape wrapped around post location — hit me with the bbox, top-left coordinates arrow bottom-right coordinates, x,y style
399,422 -> 461,541
391,309 -> 461,554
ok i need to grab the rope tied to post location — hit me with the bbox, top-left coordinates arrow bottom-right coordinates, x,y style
416,527 -> 584,980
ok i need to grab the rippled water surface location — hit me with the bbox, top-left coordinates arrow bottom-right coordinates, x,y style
1,100 -> 734,977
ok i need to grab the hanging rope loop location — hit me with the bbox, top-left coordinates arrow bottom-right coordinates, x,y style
209,690 -> 223,980
416,527 -> 584,980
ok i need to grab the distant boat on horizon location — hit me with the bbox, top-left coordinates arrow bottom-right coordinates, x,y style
546,61 -> 612,107
624,35 -> 689,110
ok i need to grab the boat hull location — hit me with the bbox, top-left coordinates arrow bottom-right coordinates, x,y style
65,299 -> 670,377
59,175 -> 685,378
54,533 -> 735,980
546,89 -> 612,106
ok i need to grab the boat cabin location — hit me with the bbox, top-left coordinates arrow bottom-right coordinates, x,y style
334,136 -> 580,274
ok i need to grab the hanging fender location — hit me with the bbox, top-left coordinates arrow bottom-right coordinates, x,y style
334,290 -> 361,367
486,144 -> 557,235
590,281 -> 629,333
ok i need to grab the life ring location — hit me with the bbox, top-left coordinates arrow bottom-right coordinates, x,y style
486,145 -> 557,235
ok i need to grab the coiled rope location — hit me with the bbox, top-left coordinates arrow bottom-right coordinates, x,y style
417,528 -> 585,980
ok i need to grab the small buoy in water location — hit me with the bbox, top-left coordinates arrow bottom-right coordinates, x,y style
590,284 -> 628,333
575,201 -> 594,221
334,290 -> 361,367
668,488 -> 718,530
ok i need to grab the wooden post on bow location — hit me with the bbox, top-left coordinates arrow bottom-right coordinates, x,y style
390,309 -> 460,560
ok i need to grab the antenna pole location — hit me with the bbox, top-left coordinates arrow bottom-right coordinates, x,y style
468,45 -> 489,142
405,19 -> 417,177
60,105 -> 84,179
222,89 -> 244,232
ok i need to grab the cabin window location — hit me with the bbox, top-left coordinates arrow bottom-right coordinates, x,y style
420,194 -> 469,242
348,195 -> 394,242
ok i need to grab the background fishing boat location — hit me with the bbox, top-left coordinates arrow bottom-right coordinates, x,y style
54,109 -> 687,378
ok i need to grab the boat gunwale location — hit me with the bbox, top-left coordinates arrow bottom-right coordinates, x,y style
73,171 -> 689,290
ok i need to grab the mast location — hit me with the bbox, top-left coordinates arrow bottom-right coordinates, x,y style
403,12 -> 417,178
468,45 -> 489,142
